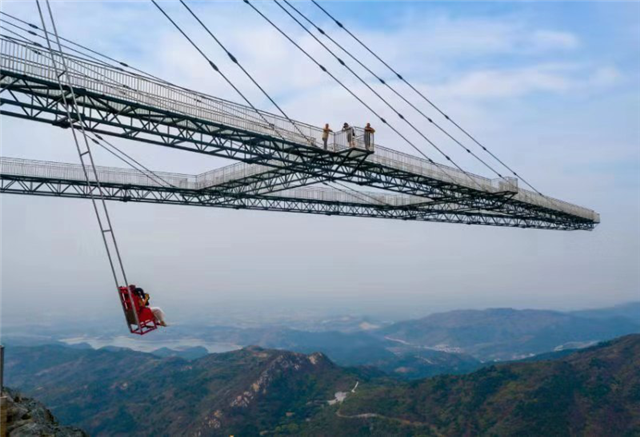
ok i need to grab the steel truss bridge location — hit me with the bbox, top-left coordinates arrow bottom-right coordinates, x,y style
0,36 -> 600,231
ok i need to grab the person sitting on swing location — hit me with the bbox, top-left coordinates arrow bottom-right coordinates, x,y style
128,284 -> 168,327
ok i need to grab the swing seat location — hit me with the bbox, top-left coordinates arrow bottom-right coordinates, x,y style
118,286 -> 158,335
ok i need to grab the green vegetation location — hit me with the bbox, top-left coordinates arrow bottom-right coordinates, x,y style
5,335 -> 639,436
303,335 -> 640,436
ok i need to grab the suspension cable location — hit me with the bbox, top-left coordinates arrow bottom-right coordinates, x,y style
1,17 -> 121,70
180,0 -> 315,146
0,26 -> 277,160
151,0 -> 301,147
1,10 -> 168,84
88,133 -> 181,189
0,25 -> 39,45
311,0 -> 543,196
0,28 -> 203,190
35,0 -> 139,326
273,0 -> 486,190
243,0 -> 434,166
245,0 -> 488,194
0,12 -> 281,130
281,0 -> 505,180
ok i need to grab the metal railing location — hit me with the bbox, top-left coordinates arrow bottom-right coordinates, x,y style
0,156 -> 194,189
196,161 -> 273,190
273,185 -> 428,207
0,157 -> 432,207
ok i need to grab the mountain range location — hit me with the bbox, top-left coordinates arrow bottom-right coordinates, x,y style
5,335 -> 640,436
377,305 -> 640,361
6,303 -> 639,381
187,303 -> 640,370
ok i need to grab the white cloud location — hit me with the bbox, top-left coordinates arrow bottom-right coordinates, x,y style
441,65 -> 574,99
420,63 -> 622,101
531,30 -> 580,51
589,66 -> 623,87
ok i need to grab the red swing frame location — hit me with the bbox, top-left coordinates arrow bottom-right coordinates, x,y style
118,286 -> 158,335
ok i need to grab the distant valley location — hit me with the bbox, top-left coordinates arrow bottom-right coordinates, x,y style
6,302 -> 639,381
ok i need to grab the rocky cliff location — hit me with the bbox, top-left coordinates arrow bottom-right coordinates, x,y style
2,389 -> 87,437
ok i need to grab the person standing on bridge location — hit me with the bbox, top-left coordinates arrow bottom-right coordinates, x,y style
349,125 -> 356,148
364,123 -> 375,151
322,123 -> 333,150
343,123 -> 355,148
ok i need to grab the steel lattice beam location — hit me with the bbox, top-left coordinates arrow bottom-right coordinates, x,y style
0,37 -> 599,230
0,159 -> 595,231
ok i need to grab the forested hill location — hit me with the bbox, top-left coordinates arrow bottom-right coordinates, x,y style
5,344 -> 379,436
303,334 -> 640,436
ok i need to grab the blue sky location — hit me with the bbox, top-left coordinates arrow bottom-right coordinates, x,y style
1,1 -> 639,323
